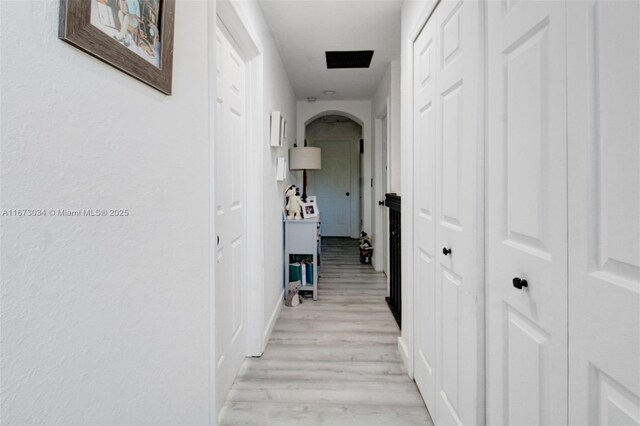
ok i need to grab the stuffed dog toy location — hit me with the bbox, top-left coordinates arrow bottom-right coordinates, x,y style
285,281 -> 302,307
285,185 -> 303,220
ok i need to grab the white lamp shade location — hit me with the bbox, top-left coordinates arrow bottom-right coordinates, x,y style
289,147 -> 321,170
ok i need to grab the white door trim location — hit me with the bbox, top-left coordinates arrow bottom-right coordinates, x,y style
208,0 -> 264,422
373,101 -> 390,275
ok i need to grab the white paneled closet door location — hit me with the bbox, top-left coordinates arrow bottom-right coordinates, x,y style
215,23 -> 247,414
567,1 -> 640,424
413,10 -> 438,415
486,1 -> 568,425
413,0 -> 483,424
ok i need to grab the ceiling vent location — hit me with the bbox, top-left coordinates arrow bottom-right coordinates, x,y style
325,50 -> 374,69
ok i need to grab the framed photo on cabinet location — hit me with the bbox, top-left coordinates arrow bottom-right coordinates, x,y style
59,0 -> 176,95
302,200 -> 319,218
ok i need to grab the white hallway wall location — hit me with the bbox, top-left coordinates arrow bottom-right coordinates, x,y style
232,0 -> 297,355
0,0 -> 296,423
371,60 -> 401,271
0,1 -> 211,423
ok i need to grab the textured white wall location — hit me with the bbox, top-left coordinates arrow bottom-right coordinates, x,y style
0,1 -> 211,424
370,59 -> 400,272
372,64 -> 391,271
232,0 -> 297,353
389,60 -> 401,195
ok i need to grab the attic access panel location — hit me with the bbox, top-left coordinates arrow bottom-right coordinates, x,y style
326,50 -> 374,69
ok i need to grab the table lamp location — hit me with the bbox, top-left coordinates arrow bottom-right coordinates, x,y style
289,145 -> 321,202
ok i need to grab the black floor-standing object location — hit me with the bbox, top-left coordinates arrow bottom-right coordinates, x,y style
384,193 -> 401,328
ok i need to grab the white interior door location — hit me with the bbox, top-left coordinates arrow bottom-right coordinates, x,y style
486,2 -> 568,425
413,13 -> 438,415
312,140 -> 353,237
382,115 -> 389,276
413,1 -> 483,424
432,1 -> 482,424
215,23 -> 246,413
567,1 -> 640,424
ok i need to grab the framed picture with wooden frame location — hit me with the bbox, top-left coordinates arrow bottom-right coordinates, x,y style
59,0 -> 176,95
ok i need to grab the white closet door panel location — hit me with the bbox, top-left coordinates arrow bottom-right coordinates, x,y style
413,12 -> 438,414
313,140 -> 353,237
215,24 -> 247,414
568,1 -> 640,424
486,1 -> 568,425
413,1 -> 483,424
434,1 -> 482,424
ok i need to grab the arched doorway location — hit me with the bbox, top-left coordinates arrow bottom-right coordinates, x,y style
305,114 -> 362,238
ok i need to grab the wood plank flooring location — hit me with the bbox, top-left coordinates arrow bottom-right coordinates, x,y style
218,238 -> 432,426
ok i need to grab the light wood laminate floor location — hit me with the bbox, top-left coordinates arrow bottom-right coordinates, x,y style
218,238 -> 432,426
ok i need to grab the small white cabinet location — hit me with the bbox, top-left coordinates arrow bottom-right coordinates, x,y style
284,217 -> 320,300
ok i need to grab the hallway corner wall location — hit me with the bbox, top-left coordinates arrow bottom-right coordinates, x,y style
0,0 -> 211,424
231,0 -> 298,355
371,60 -> 400,272
389,60 -> 401,195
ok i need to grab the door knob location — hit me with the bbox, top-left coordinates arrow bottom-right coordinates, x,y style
512,277 -> 528,290
442,247 -> 452,256
379,200 -> 385,206
346,192 -> 350,196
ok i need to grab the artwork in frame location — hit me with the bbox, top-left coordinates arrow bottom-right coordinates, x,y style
270,111 -> 282,147
276,157 -> 287,181
59,0 -> 176,95
280,118 -> 287,145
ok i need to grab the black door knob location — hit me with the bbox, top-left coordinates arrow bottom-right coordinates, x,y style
379,200 -> 385,206
442,247 -> 452,256
346,192 -> 350,196
513,277 -> 528,289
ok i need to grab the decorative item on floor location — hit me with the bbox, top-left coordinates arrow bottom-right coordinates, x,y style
289,143 -> 321,202
360,231 -> 374,264
59,0 -> 176,95
285,185 -> 303,220
285,281 -> 302,307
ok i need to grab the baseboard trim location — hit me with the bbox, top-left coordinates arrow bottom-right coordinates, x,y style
398,336 -> 412,379
262,290 -> 284,354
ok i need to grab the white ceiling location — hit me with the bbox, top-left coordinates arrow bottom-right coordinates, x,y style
258,0 -> 403,100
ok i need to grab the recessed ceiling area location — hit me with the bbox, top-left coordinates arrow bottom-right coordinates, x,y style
258,0 -> 402,100
326,50 -> 375,69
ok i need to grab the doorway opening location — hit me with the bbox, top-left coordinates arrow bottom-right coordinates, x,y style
305,114 -> 362,239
